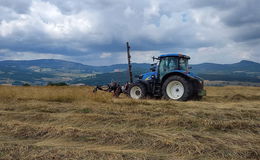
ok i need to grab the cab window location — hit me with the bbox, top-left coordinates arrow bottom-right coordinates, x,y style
159,57 -> 178,78
179,58 -> 188,71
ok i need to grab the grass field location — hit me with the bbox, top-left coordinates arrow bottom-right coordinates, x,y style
0,86 -> 259,160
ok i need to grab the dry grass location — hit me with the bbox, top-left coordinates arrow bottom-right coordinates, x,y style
0,86 -> 259,160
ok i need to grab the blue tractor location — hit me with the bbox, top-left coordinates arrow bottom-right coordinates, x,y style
128,53 -> 206,101
93,43 -> 206,101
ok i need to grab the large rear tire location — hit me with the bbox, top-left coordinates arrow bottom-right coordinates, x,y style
128,83 -> 147,99
162,76 -> 192,101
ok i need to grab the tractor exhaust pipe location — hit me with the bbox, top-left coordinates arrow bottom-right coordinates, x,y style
126,42 -> 133,83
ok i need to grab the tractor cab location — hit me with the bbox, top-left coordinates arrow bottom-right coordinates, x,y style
139,54 -> 191,81
158,54 -> 190,79
129,53 -> 206,101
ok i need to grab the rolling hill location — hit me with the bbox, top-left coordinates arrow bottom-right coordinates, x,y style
0,59 -> 259,85
192,60 -> 260,73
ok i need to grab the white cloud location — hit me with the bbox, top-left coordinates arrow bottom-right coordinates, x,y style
0,0 -> 93,39
0,0 -> 259,65
100,52 -> 112,58
124,6 -> 135,17
0,49 -> 69,60
190,42 -> 256,64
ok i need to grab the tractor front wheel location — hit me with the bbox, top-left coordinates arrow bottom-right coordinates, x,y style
128,83 -> 147,99
162,76 -> 192,101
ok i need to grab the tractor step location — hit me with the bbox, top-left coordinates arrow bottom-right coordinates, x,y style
153,83 -> 161,97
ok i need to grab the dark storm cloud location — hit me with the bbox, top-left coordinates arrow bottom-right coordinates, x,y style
0,0 -> 32,14
0,0 -> 260,64
191,0 -> 260,26
232,25 -> 260,42
190,0 -> 237,10
221,0 -> 260,42
191,0 -> 260,42
222,0 -> 260,27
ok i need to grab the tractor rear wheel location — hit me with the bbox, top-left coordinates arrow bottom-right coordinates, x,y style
162,76 -> 192,101
128,83 -> 147,99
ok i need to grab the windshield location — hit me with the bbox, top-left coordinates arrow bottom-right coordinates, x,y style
179,58 -> 188,71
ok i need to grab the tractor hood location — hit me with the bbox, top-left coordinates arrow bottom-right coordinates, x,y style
139,72 -> 157,80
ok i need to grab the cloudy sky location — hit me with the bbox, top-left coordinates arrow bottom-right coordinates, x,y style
0,0 -> 259,65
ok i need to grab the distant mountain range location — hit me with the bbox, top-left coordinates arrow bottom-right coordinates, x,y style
0,59 -> 259,86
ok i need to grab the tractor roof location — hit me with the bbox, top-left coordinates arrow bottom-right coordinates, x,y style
159,53 -> 190,59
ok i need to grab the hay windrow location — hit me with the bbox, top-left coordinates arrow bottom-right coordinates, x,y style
0,86 -> 259,160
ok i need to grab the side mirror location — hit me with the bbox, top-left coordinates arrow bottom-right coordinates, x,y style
152,56 -> 159,62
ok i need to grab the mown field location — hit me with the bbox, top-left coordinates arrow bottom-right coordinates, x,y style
0,86 -> 259,160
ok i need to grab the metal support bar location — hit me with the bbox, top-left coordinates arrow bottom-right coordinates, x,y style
126,42 -> 133,83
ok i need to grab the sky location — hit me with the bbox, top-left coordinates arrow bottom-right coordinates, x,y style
0,0 -> 259,66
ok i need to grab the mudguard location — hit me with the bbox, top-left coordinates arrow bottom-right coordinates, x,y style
162,70 -> 203,82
